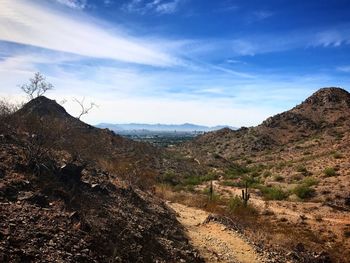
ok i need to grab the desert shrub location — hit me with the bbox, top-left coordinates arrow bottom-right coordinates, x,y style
222,176 -> 260,189
301,177 -> 319,187
260,186 -> 288,200
244,176 -> 261,188
202,187 -> 221,201
228,196 -> 244,213
183,176 -> 202,186
182,173 -> 218,187
249,164 -> 266,176
324,167 -> 337,177
333,152 -> 343,159
273,175 -> 284,182
276,162 -> 286,170
293,184 -> 315,199
201,173 -> 218,182
224,163 -> 250,179
296,165 -> 311,176
263,171 -> 272,178
162,171 -> 179,186
227,196 -> 257,216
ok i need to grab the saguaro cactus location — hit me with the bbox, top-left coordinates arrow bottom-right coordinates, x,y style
209,180 -> 214,201
241,181 -> 250,206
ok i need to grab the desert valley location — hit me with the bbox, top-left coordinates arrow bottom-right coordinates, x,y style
1,87 -> 350,262
1,0 -> 350,262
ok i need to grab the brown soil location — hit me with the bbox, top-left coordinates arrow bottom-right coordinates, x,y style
168,202 -> 265,263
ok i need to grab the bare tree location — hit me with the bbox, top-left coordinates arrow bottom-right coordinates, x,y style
73,97 -> 97,120
0,98 -> 21,117
20,72 -> 53,100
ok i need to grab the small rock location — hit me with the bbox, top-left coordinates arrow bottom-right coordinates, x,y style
48,240 -> 56,246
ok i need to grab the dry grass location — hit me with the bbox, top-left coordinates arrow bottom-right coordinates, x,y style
156,185 -> 348,261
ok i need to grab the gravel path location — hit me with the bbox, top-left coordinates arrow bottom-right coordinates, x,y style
168,202 -> 265,263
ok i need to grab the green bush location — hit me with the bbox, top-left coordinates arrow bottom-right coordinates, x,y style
324,167 -> 337,177
293,184 -> 315,199
224,163 -> 250,179
183,176 -> 202,186
228,196 -> 244,213
182,173 -> 218,186
260,186 -> 288,200
301,177 -> 319,187
227,196 -> 257,216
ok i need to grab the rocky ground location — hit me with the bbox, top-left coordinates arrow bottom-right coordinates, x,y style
169,88 -> 350,262
0,134 -> 203,262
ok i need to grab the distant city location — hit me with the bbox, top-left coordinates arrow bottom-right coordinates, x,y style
96,123 -> 236,147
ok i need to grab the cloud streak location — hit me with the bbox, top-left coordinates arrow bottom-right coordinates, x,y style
0,0 -> 180,67
123,0 -> 182,15
53,0 -> 88,9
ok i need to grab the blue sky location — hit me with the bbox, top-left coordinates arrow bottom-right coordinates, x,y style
1,0 -> 350,126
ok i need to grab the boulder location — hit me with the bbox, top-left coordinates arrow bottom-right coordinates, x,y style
59,163 -> 84,183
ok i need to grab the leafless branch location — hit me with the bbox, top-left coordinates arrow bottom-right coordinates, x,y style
73,97 -> 98,120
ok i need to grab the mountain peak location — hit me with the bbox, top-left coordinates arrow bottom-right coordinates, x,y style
17,96 -> 70,119
302,87 -> 350,107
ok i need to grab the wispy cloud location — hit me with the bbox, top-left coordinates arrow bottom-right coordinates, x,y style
337,66 -> 350,73
0,0 -> 180,67
123,0 -> 182,15
192,26 -> 350,57
53,0 -> 88,9
312,29 -> 350,47
251,10 -> 273,21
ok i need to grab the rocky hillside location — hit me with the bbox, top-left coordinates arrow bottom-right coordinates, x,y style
177,87 -> 350,205
179,87 -> 350,164
169,87 -> 350,262
9,96 -> 205,188
0,97 -> 203,262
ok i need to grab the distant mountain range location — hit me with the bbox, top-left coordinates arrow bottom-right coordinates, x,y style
96,123 -> 236,132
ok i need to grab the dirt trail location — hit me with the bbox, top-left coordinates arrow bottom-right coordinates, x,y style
168,202 -> 265,263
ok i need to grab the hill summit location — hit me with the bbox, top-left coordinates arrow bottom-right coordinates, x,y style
17,96 -> 71,119
179,87 -> 350,165
300,87 -> 350,108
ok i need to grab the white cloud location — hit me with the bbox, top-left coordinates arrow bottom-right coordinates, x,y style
53,0 -> 88,9
313,30 -> 348,47
0,0 -> 180,67
154,0 -> 181,14
3,47 -> 349,127
123,0 -> 182,15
